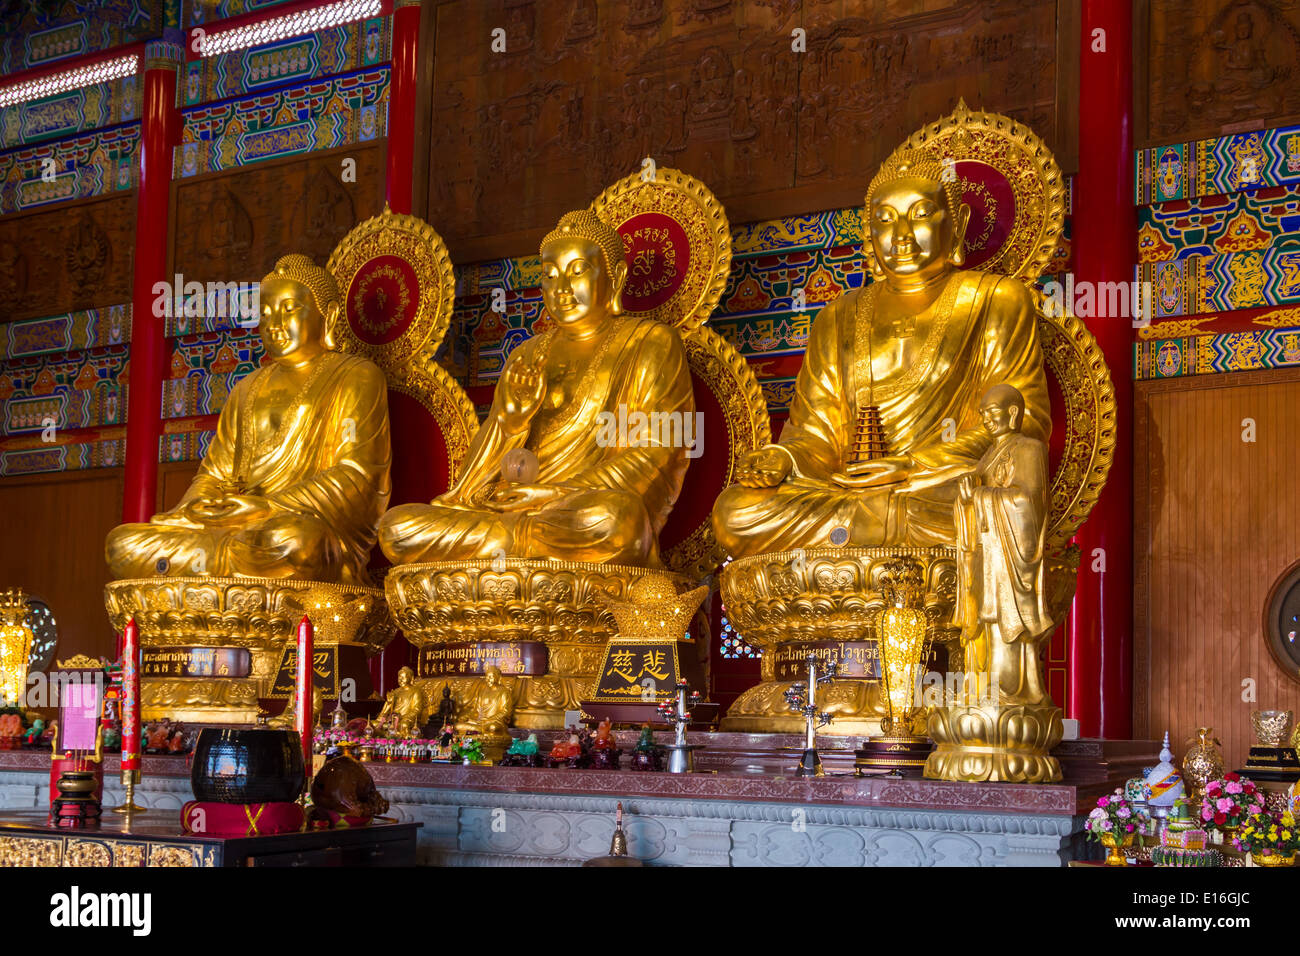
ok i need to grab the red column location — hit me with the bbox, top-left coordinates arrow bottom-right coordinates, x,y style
122,54 -> 178,524
1069,0 -> 1135,739
385,1 -> 421,214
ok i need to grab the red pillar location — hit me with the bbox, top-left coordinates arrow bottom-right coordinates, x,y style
1069,0 -> 1135,739
122,52 -> 179,524
385,0 -> 421,214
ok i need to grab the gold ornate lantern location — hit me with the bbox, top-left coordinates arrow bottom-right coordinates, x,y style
0,590 -> 33,707
875,559 -> 929,738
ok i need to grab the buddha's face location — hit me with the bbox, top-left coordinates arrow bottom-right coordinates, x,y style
979,397 -> 1022,438
259,277 -> 324,363
540,236 -> 623,329
397,668 -> 413,687
869,176 -> 965,283
484,666 -> 500,686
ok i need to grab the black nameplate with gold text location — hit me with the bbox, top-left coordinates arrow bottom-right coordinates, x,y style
269,647 -> 338,698
772,641 -> 882,681
142,647 -> 251,679
416,641 -> 547,677
588,640 -> 682,703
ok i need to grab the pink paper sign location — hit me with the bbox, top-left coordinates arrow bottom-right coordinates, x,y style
60,678 -> 102,752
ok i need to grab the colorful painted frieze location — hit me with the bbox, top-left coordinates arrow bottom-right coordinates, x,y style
1136,244 -> 1300,318
1134,325 -> 1300,380
1139,184 -> 1300,264
3,304 -> 132,360
163,328 -> 265,418
0,75 -> 140,151
0,124 -> 140,213
183,18 -> 390,104
1137,126 -> 1300,204
175,68 -> 388,175
183,0 -> 301,29
0,345 -> 129,434
0,0 -> 164,74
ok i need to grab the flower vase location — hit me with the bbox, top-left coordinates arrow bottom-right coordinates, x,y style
1251,851 -> 1297,867
1099,832 -> 1134,866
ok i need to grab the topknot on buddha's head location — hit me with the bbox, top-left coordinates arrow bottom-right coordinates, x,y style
541,209 -> 627,272
263,254 -> 341,316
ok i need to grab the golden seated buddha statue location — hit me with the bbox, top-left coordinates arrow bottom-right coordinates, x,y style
714,103 -> 1116,784
383,208 -> 697,728
103,254 -> 394,723
379,209 -> 693,568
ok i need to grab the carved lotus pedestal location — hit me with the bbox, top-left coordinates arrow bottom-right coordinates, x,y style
718,547 -> 959,736
104,576 -> 393,724
385,559 -> 690,730
924,701 -> 1064,784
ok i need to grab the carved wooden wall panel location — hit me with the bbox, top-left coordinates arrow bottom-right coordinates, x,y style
1142,0 -> 1300,145
170,142 -> 386,283
0,193 -> 136,322
426,0 -> 1071,261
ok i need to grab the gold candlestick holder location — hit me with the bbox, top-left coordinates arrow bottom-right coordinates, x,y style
112,768 -> 147,814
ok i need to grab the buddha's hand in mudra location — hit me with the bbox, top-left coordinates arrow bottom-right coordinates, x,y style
184,494 -> 273,524
484,482 -> 573,512
734,447 -> 792,488
497,358 -> 547,432
831,455 -> 913,489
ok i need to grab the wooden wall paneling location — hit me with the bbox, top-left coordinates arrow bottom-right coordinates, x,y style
0,192 -> 137,322
1141,0 -> 1300,146
0,468 -> 125,664
1135,369 -> 1300,767
169,142 -> 387,285
425,0 -> 1072,262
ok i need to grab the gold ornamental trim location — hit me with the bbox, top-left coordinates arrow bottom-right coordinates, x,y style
103,575 -> 394,657
591,166 -> 732,334
663,326 -> 772,579
1036,292 -> 1117,551
879,99 -> 1066,282
327,207 -> 455,365
385,558 -> 691,649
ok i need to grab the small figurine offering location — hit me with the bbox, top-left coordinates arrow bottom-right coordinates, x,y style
547,731 -> 588,769
501,733 -> 542,767
22,717 -> 45,746
0,711 -> 24,748
589,718 -> 621,770
629,724 -> 665,772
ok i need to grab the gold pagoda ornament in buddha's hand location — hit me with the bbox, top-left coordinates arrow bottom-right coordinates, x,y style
711,154 -> 1050,556
105,254 -> 393,584
379,209 -> 695,568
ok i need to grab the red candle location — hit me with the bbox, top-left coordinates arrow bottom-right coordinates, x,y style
120,618 -> 140,773
294,615 -> 313,772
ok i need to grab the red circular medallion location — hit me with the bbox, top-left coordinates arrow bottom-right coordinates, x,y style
617,212 -> 691,312
954,159 -> 1016,269
346,254 -> 420,345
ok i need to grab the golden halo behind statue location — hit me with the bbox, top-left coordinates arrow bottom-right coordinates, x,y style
875,99 -> 1066,282
327,206 -> 456,368
1037,294 -> 1117,552
590,166 -> 732,334
327,207 -> 479,483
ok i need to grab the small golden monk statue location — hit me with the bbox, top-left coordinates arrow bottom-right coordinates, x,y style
267,683 -> 324,729
379,210 -> 694,567
105,254 -> 392,584
953,384 -> 1053,705
375,666 -> 430,738
711,153 -> 1048,554
454,665 -> 514,740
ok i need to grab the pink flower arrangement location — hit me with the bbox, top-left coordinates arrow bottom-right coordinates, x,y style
1200,772 -> 1262,830
1085,787 -> 1149,842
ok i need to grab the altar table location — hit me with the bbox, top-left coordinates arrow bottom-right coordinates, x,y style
0,737 -> 1155,867
0,809 -> 420,867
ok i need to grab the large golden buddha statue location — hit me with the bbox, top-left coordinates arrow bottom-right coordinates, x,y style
712,153 -> 1049,554
106,254 -> 393,583
379,209 -> 694,567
